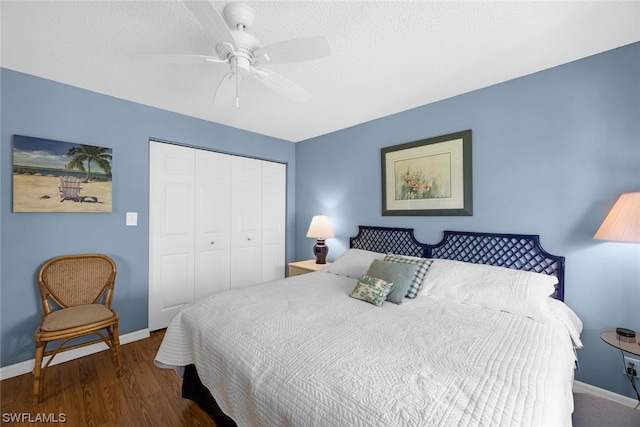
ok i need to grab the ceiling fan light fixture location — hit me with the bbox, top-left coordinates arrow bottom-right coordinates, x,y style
173,1 -> 332,106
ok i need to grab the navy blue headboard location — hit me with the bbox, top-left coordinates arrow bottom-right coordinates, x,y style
349,226 -> 428,258
350,226 -> 565,301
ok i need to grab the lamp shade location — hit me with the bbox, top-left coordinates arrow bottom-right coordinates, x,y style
306,215 -> 335,239
593,192 -> 640,243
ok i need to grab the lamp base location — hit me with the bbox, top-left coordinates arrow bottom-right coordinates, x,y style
313,239 -> 329,264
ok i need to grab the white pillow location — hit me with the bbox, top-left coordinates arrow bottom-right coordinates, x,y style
547,298 -> 584,348
423,259 -> 557,318
324,249 -> 385,279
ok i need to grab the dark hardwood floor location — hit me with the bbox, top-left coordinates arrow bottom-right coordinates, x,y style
1,330 -> 215,427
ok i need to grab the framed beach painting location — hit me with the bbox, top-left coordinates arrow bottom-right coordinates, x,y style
12,135 -> 113,213
381,130 -> 472,216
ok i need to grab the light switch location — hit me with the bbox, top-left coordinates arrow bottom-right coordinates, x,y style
126,212 -> 138,226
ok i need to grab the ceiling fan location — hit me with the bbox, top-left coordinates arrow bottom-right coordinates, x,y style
140,1 -> 332,107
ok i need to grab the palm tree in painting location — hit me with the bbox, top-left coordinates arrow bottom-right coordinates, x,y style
65,145 -> 112,182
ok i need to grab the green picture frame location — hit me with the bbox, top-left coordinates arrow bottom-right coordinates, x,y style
381,130 -> 472,216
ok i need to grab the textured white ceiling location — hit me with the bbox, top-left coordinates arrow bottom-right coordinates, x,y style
2,1 -> 639,142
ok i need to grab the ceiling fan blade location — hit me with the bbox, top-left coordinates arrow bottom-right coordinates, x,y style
253,68 -> 311,103
214,72 -> 240,106
254,36 -> 331,65
184,0 -> 237,50
134,53 -> 225,64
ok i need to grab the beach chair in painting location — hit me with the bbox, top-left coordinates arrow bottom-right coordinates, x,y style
58,176 -> 83,202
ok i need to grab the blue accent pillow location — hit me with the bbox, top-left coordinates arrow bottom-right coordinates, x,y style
383,254 -> 433,298
365,259 -> 418,304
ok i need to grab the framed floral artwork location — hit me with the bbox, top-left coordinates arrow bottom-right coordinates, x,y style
381,130 -> 472,216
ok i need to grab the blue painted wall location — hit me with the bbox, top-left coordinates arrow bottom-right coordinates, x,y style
0,69 -> 296,367
295,42 -> 640,398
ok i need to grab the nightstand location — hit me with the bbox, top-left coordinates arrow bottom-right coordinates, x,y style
601,330 -> 640,405
600,330 -> 640,357
288,259 -> 331,277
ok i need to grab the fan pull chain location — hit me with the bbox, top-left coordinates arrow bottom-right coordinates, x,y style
236,21 -> 244,107
234,57 -> 240,108
236,70 -> 240,108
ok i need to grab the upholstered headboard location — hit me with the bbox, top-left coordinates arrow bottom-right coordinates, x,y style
350,226 -> 565,301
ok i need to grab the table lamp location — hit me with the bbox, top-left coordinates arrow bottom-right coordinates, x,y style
306,215 -> 335,264
594,192 -> 640,243
594,192 -> 640,346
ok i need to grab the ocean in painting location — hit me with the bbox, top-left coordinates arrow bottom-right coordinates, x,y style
12,165 -> 111,181
12,134 -> 113,182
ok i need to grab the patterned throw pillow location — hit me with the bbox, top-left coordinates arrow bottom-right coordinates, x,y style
350,275 -> 394,306
383,254 -> 433,299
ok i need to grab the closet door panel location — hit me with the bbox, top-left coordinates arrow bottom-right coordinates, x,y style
149,142 -> 195,330
230,156 -> 262,289
195,150 -> 231,299
261,161 -> 286,283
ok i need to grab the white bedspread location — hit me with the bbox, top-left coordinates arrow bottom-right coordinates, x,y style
155,271 -> 579,427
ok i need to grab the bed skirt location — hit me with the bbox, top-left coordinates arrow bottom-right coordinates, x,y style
182,364 -> 237,427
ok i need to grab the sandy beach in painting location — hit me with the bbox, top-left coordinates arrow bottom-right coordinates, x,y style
13,174 -> 112,212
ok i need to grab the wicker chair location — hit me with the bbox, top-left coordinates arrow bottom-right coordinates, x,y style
33,254 -> 123,404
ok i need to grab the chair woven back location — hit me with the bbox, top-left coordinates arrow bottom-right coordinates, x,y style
38,254 -> 116,312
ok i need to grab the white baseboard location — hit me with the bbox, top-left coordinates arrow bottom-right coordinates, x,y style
0,329 -> 150,381
574,380 -> 640,409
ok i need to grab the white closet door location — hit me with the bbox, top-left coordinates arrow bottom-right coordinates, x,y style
150,142 -> 286,330
230,156 -> 262,289
195,150 -> 231,299
149,142 -> 195,331
261,161 -> 286,283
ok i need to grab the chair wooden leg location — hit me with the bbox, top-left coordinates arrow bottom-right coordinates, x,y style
111,323 -> 123,377
33,341 -> 45,404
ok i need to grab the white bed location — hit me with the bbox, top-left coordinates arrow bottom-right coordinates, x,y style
155,227 -> 582,427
